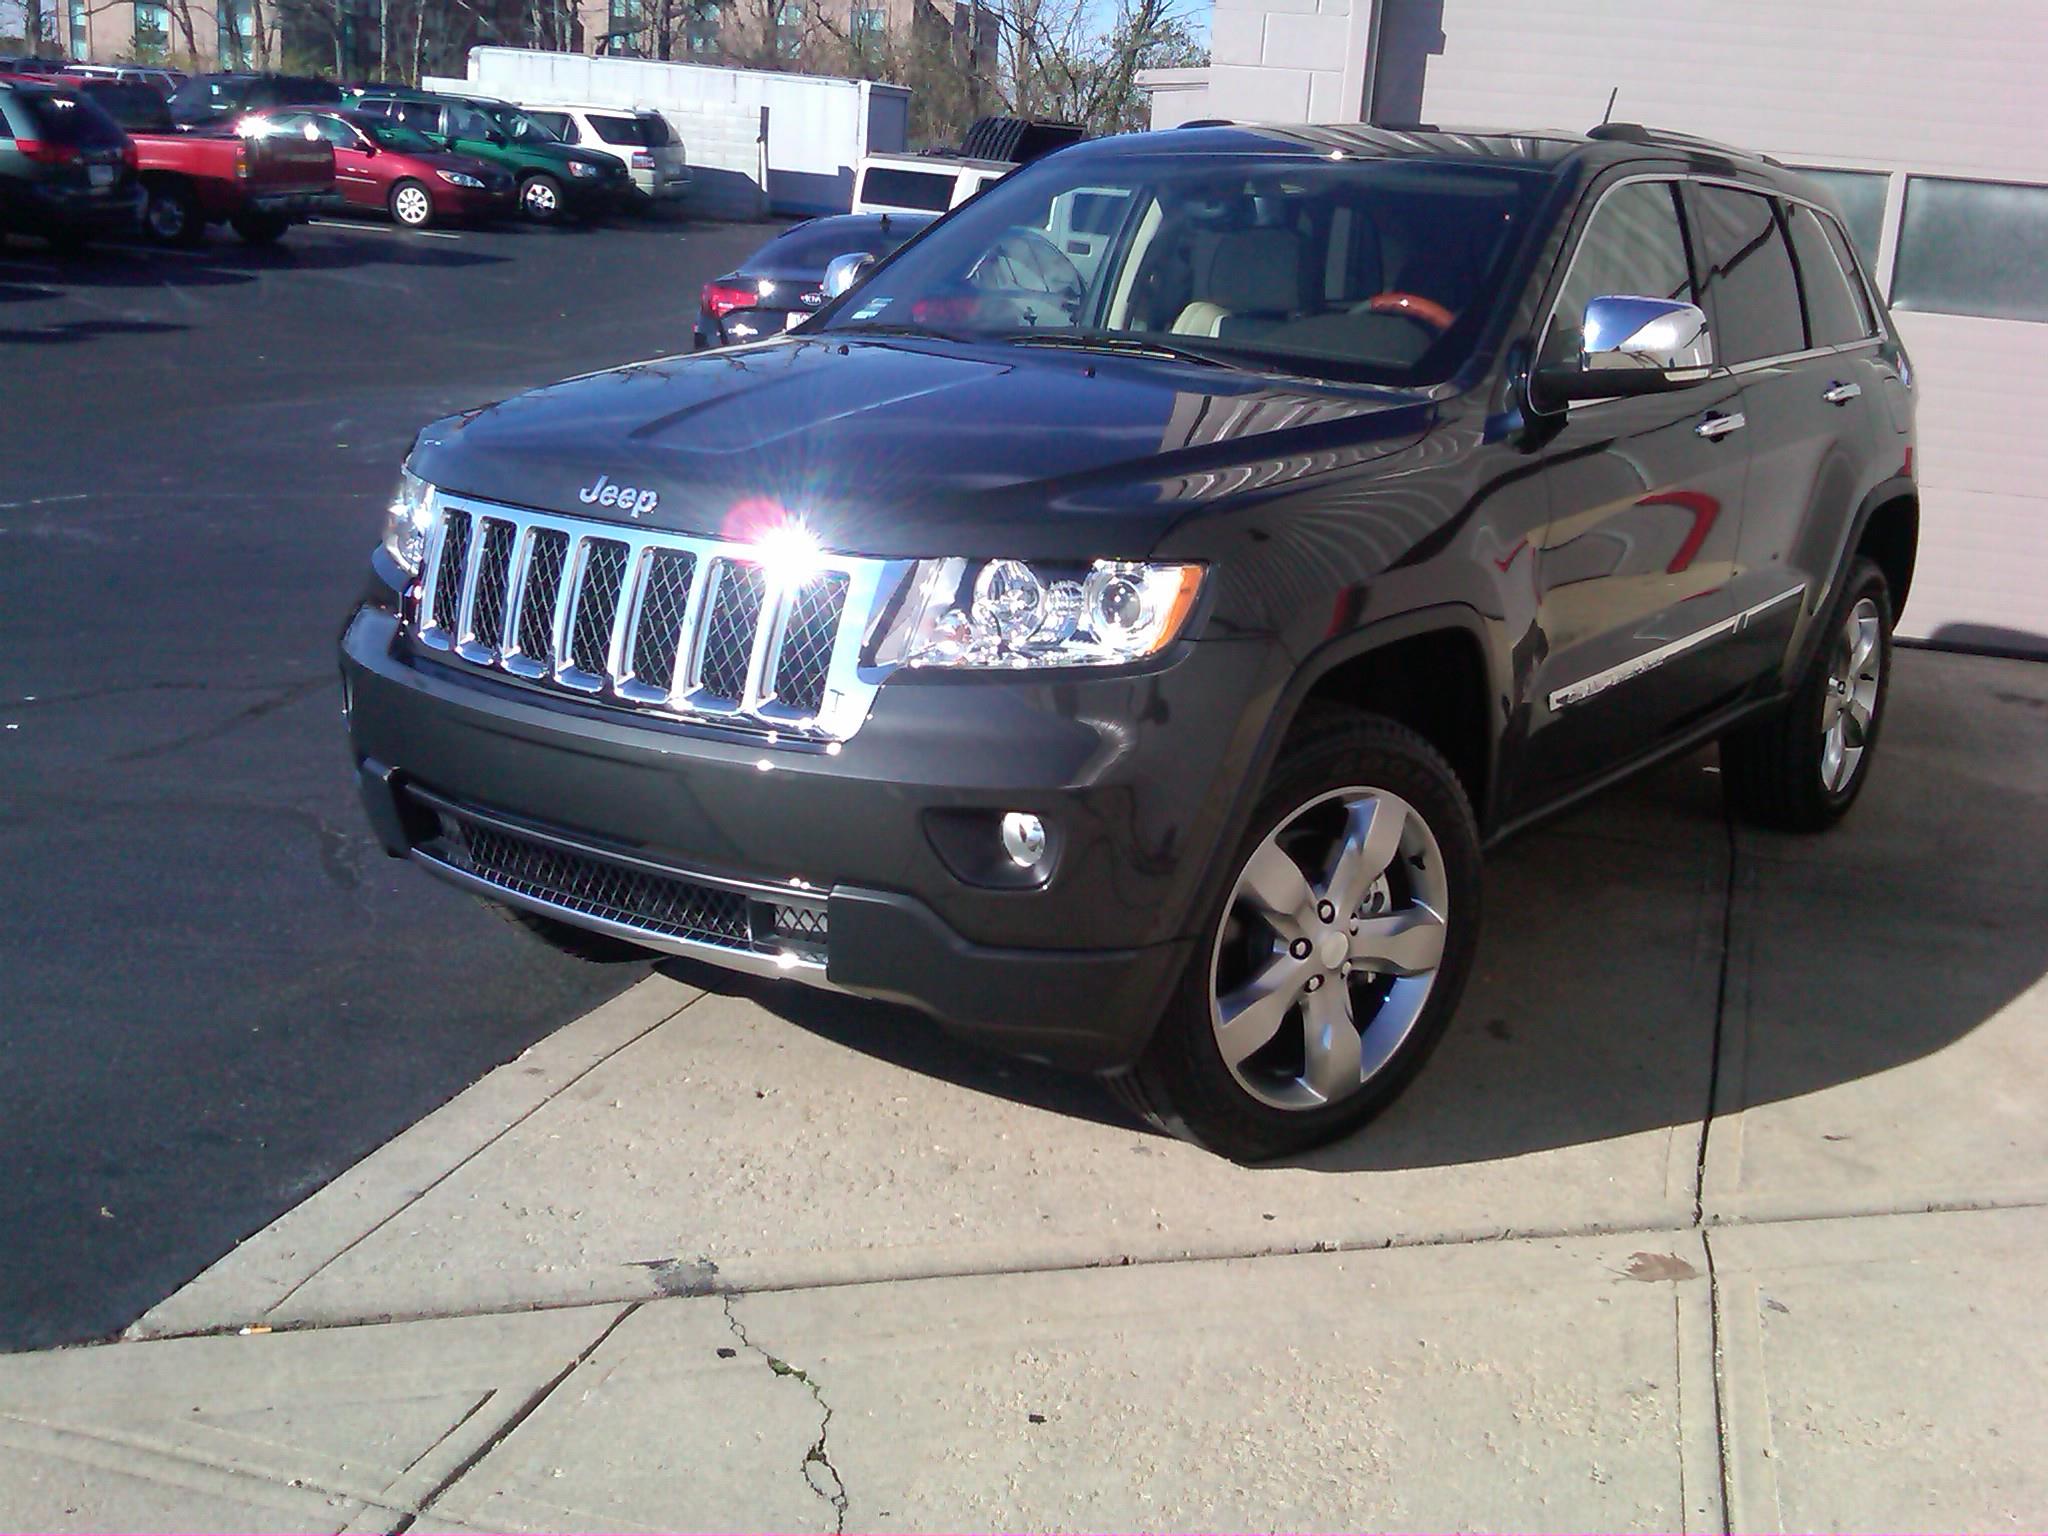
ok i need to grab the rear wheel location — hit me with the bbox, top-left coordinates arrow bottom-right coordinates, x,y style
389,179 -> 435,229
1722,556 -> 1893,831
143,178 -> 204,247
1114,709 -> 1482,1161
519,173 -> 563,223
230,210 -> 289,245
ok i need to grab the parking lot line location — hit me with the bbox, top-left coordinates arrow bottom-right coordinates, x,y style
308,220 -> 463,241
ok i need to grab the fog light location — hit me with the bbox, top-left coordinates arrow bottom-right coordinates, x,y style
1000,811 -> 1047,869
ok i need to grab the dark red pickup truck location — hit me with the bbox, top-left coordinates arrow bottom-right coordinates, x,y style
64,76 -> 336,245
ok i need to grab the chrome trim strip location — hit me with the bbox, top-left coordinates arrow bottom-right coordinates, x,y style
411,851 -> 837,987
1548,584 -> 1806,711
409,494 -> 892,743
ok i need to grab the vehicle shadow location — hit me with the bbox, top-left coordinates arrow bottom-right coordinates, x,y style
672,652 -> 2048,1170
0,317 -> 189,345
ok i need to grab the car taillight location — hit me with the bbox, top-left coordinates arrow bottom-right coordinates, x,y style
234,142 -> 250,179
120,138 -> 138,171
702,281 -> 757,318
15,138 -> 81,165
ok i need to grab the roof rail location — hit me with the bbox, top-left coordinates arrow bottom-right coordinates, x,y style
1587,121 -> 1784,167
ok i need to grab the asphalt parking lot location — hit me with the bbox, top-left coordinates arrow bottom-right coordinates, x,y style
0,211 -> 776,1352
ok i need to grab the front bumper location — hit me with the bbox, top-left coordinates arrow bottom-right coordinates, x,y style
340,602 -> 1278,1071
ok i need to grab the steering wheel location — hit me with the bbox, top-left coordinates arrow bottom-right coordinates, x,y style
969,226 -> 1085,311
1358,291 -> 1458,331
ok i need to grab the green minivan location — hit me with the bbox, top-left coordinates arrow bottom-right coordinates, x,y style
352,90 -> 629,223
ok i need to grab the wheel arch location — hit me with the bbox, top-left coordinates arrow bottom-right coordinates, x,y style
1169,605 -> 1505,960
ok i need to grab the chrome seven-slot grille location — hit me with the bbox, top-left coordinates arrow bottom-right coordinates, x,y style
412,496 -> 890,741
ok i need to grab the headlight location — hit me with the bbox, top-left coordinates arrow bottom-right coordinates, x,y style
383,466 -> 434,575
872,558 -> 1204,669
438,170 -> 484,188
567,160 -> 600,178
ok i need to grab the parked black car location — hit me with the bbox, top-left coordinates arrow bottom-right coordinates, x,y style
341,124 -> 1918,1159
695,211 -> 937,348
167,72 -> 342,129
0,79 -> 141,250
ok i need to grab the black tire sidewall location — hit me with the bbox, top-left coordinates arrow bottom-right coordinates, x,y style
1792,558 -> 1895,819
1141,712 -> 1484,1160
145,181 -> 200,246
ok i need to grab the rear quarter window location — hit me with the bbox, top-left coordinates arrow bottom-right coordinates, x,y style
587,112 -> 652,146
23,91 -> 126,147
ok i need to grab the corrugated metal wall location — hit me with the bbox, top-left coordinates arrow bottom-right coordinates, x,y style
1373,0 -> 2048,652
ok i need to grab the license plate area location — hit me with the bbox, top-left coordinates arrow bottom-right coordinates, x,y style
89,163 -> 115,187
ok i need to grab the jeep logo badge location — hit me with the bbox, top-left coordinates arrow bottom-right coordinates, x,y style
579,474 -> 659,517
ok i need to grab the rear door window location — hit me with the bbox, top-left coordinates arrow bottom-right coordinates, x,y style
1541,179 -> 1695,371
1785,203 -> 1873,346
1687,184 -> 1807,362
527,110 -> 574,142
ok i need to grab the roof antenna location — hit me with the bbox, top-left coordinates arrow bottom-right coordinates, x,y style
1600,87 -> 1619,126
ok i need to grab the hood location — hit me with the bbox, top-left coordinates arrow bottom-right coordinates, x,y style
409,337 -> 1437,560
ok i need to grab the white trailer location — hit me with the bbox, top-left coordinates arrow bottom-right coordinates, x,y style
428,48 -> 910,219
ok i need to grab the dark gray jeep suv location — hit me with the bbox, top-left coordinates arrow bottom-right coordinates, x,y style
340,123 -> 1917,1159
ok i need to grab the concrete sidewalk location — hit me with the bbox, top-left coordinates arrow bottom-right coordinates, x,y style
4,649 -> 2045,1531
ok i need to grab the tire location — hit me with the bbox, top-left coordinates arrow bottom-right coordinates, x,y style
519,173 -> 564,224
142,178 -> 204,247
389,179 -> 435,230
487,901 -> 650,964
1722,556 -> 1893,832
1115,708 -> 1483,1161
230,210 -> 289,246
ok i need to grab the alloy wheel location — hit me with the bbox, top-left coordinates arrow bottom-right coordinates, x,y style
1821,595 -> 1882,793
523,179 -> 558,217
1210,785 -> 1450,1111
393,185 -> 432,228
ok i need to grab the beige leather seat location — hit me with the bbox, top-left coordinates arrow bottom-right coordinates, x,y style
1171,228 -> 1305,337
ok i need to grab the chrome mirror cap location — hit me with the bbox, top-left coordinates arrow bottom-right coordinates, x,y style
822,251 -> 876,299
1581,294 -> 1714,380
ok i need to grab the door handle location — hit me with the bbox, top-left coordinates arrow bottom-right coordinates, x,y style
1823,381 -> 1863,405
1695,411 -> 1746,441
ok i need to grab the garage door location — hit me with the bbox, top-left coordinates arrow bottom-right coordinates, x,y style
1368,0 -> 2048,655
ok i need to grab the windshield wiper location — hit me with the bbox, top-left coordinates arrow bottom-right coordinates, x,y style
1000,331 -> 1239,369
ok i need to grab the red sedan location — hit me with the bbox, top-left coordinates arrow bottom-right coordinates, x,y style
252,107 -> 516,229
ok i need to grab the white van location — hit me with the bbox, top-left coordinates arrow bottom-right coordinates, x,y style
519,103 -> 691,205
850,153 -> 1012,216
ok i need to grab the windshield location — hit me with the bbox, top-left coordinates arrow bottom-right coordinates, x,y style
82,81 -> 171,132
823,153 -> 1547,386
365,119 -> 437,154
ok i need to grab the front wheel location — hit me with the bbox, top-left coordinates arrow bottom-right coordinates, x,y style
1721,556 -> 1893,831
519,173 -> 563,223
1114,709 -> 1482,1161
389,179 -> 435,229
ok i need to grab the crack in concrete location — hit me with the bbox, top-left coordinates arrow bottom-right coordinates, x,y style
1695,802 -> 1740,1534
721,1294 -> 847,1535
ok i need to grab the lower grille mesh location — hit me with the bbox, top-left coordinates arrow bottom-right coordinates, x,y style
420,801 -> 827,960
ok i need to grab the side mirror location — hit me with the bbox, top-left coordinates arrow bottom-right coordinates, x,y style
1533,296 -> 1714,407
823,251 -> 875,299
